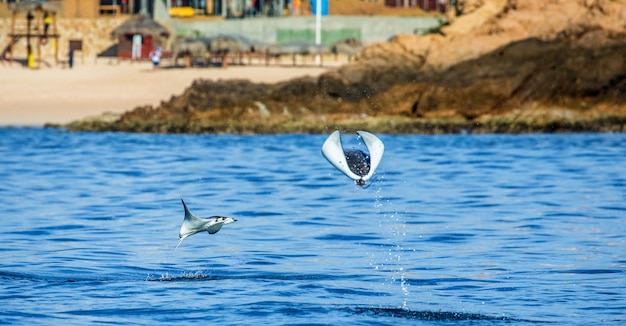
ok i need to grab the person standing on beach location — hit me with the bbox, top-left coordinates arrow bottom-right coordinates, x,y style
132,34 -> 142,60
149,47 -> 162,69
27,44 -> 35,69
68,48 -> 74,69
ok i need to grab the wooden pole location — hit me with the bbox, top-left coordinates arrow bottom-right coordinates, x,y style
222,53 -> 228,68
37,38 -> 42,69
27,11 -> 32,68
36,8 -> 42,69
9,11 -> 16,65
52,12 -> 58,64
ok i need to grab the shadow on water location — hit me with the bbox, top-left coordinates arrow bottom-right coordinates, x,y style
349,306 -> 545,323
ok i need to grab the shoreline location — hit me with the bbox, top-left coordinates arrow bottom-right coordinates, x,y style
59,114 -> 626,135
3,57 -> 625,135
0,59 -> 334,127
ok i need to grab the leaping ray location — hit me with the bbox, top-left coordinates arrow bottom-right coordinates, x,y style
176,199 -> 237,250
321,130 -> 384,186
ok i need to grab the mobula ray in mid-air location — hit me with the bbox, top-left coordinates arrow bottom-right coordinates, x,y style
321,130 -> 385,186
176,199 -> 237,250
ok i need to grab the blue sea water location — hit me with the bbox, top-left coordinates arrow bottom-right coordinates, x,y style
0,127 -> 624,325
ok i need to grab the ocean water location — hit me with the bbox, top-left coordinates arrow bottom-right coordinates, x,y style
0,127 -> 624,325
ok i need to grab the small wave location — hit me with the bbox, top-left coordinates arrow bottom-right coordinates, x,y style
349,306 -> 536,322
0,270 -> 118,284
314,234 -> 382,241
551,269 -> 624,275
145,271 -> 347,282
426,233 -> 475,243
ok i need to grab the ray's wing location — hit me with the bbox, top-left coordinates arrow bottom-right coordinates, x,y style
179,199 -> 212,241
180,199 -> 201,238
322,130 -> 361,181
357,131 -> 384,181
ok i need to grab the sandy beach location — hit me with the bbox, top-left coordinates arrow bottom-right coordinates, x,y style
0,59 -> 334,126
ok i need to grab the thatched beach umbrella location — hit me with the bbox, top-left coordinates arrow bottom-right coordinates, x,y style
207,34 -> 251,54
171,37 -> 209,68
111,14 -> 170,60
205,34 -> 255,68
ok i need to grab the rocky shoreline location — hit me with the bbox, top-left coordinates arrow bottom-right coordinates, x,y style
60,113 -> 626,134
59,1 -> 626,134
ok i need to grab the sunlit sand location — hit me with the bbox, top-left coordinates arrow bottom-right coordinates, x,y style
0,59 -> 335,126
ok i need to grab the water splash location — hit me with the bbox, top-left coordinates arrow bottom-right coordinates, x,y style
371,176 -> 411,309
146,270 -> 211,282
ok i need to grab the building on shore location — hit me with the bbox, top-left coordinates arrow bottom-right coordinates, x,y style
111,14 -> 169,59
0,0 -> 445,65
0,0 -> 153,18
0,0 -> 293,19
1,0 -> 448,20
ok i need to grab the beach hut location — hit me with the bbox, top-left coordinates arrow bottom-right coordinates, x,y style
111,14 -> 170,60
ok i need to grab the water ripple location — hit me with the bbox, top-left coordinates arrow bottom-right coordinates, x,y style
0,129 -> 624,325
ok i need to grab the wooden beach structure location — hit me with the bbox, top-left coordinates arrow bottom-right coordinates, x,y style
1,2 -> 61,68
110,14 -> 170,60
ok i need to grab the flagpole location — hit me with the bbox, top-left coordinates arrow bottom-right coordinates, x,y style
315,0 -> 321,64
